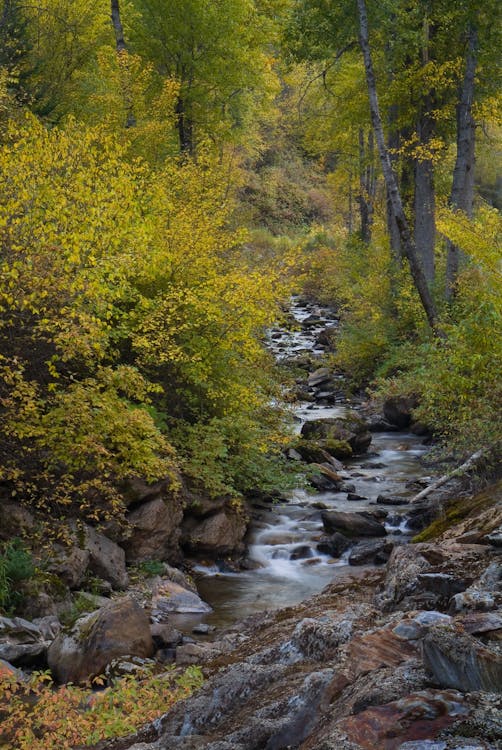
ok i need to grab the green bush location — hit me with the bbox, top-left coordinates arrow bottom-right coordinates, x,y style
0,539 -> 35,613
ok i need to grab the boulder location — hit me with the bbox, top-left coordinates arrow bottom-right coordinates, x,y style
316,533 -> 352,557
47,596 -> 154,684
315,326 -> 338,349
48,543 -> 90,589
348,539 -> 394,566
376,494 -> 409,506
182,509 -> 248,557
301,412 -> 372,455
124,497 -> 184,564
150,623 -> 183,649
150,580 -> 212,620
321,510 -> 387,538
383,395 -> 418,428
307,367 -> 333,387
121,475 -> 181,509
0,502 -> 34,542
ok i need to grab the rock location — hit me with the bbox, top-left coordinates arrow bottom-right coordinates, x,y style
0,657 -> 24,680
175,642 -> 225,666
47,543 -> 90,589
184,494 -> 229,519
0,502 -> 35,541
316,533 -> 352,557
383,395 -> 418,428
315,326 -> 338,349
302,314 -> 322,327
290,545 -> 313,560
150,581 -> 212,619
182,509 -> 248,557
0,616 -> 50,667
104,656 -> 156,681
348,539 -> 394,566
307,367 -> 332,387
378,543 -> 492,612
80,524 -> 129,590
301,412 -> 372,455
192,623 -> 214,635
122,475 -> 181,509
347,493 -> 368,502
47,596 -> 154,684
321,510 -> 387,538
151,623 -> 183,648
125,496 -> 184,564
422,624 -> 502,693
376,494 -> 409,506
367,416 -> 400,432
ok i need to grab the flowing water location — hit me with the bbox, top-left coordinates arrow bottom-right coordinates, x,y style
193,299 -> 430,628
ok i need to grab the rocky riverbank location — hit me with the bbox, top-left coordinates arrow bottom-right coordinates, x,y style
87,478 -> 501,750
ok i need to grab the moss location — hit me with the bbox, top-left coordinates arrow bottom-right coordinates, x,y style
323,439 -> 353,459
412,480 -> 502,542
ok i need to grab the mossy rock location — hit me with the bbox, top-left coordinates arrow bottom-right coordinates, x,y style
323,439 -> 353,460
293,440 -> 331,464
413,480 -> 502,543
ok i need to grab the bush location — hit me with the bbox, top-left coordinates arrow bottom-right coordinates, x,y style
0,539 -> 34,613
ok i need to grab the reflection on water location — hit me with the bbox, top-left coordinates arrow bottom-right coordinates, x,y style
194,299 -> 429,628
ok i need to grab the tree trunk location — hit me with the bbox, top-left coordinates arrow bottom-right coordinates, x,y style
176,95 -> 194,154
357,127 -> 374,243
414,105 -> 436,286
386,104 -> 402,263
110,0 -> 136,129
356,0 -> 439,331
445,23 -> 478,300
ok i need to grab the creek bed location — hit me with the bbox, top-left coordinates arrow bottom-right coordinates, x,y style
192,298 -> 430,628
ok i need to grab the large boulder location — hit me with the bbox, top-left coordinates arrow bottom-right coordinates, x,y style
301,412 -> 372,455
321,510 -> 387,538
182,508 -> 248,558
47,597 -> 154,684
124,497 -> 184,564
150,580 -> 212,620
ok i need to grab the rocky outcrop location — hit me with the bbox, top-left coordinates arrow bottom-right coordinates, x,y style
47,596 -> 154,684
0,615 -> 57,667
383,395 -> 418,428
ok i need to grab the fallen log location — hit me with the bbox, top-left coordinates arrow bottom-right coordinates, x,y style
411,449 -> 486,504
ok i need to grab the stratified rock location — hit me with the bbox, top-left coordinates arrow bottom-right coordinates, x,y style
383,395 -> 418,428
47,597 -> 154,684
321,510 -> 387,538
422,624 -> 502,693
124,497 -> 184,564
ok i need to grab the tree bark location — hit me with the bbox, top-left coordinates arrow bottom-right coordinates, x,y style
110,0 -> 136,129
356,0 -> 439,331
414,105 -> 436,286
445,23 -> 478,300
357,127 -> 375,243
386,103 -> 402,263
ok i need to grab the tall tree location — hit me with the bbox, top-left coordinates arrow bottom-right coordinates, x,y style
356,0 -> 439,329
110,0 -> 137,128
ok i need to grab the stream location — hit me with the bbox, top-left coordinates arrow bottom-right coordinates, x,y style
192,298 -> 431,628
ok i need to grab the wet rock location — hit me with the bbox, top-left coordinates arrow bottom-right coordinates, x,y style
377,493 -> 409,506
47,596 -> 154,684
321,510 -> 387,538
290,544 -> 313,560
316,532 -> 352,557
192,623 -> 215,635
422,624 -> 502,693
347,492 -> 368,502
302,314 -> 322,327
125,497 -> 184,564
367,416 -> 400,432
383,395 -> 418,428
348,539 -> 394,566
